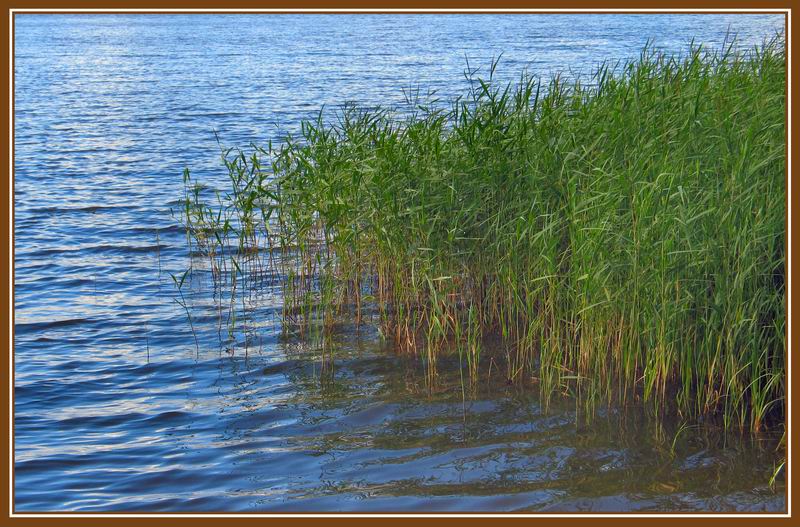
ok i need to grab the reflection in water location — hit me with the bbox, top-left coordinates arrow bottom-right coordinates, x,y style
194,329 -> 787,512
14,14 -> 786,512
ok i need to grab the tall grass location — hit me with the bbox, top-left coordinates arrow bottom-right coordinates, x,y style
180,39 -> 786,432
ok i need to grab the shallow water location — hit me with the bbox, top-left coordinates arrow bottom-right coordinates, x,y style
14,13 -> 786,512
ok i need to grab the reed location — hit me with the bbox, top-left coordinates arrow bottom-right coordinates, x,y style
180,39 -> 786,432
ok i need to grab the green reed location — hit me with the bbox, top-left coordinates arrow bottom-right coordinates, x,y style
180,39 -> 786,432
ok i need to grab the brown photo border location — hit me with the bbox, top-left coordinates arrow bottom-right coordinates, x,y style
0,3 -> 794,524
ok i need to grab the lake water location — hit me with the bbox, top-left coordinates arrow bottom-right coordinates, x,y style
14,13 -> 787,512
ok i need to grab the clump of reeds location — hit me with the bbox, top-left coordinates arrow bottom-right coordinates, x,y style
182,38 -> 786,432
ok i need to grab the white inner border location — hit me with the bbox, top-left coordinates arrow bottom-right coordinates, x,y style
7,7 -> 792,519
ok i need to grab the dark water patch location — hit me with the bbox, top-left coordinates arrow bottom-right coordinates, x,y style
26,204 -> 141,215
15,317 -> 96,333
20,243 -> 170,259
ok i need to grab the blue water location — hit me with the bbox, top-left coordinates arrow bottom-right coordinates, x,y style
14,14 -> 786,512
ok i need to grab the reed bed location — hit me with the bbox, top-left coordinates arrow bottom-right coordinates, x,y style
180,40 -> 786,432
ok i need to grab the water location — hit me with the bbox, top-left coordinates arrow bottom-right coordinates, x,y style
14,14 -> 786,512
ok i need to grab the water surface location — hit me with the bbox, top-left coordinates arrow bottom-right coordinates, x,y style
14,13 -> 786,512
